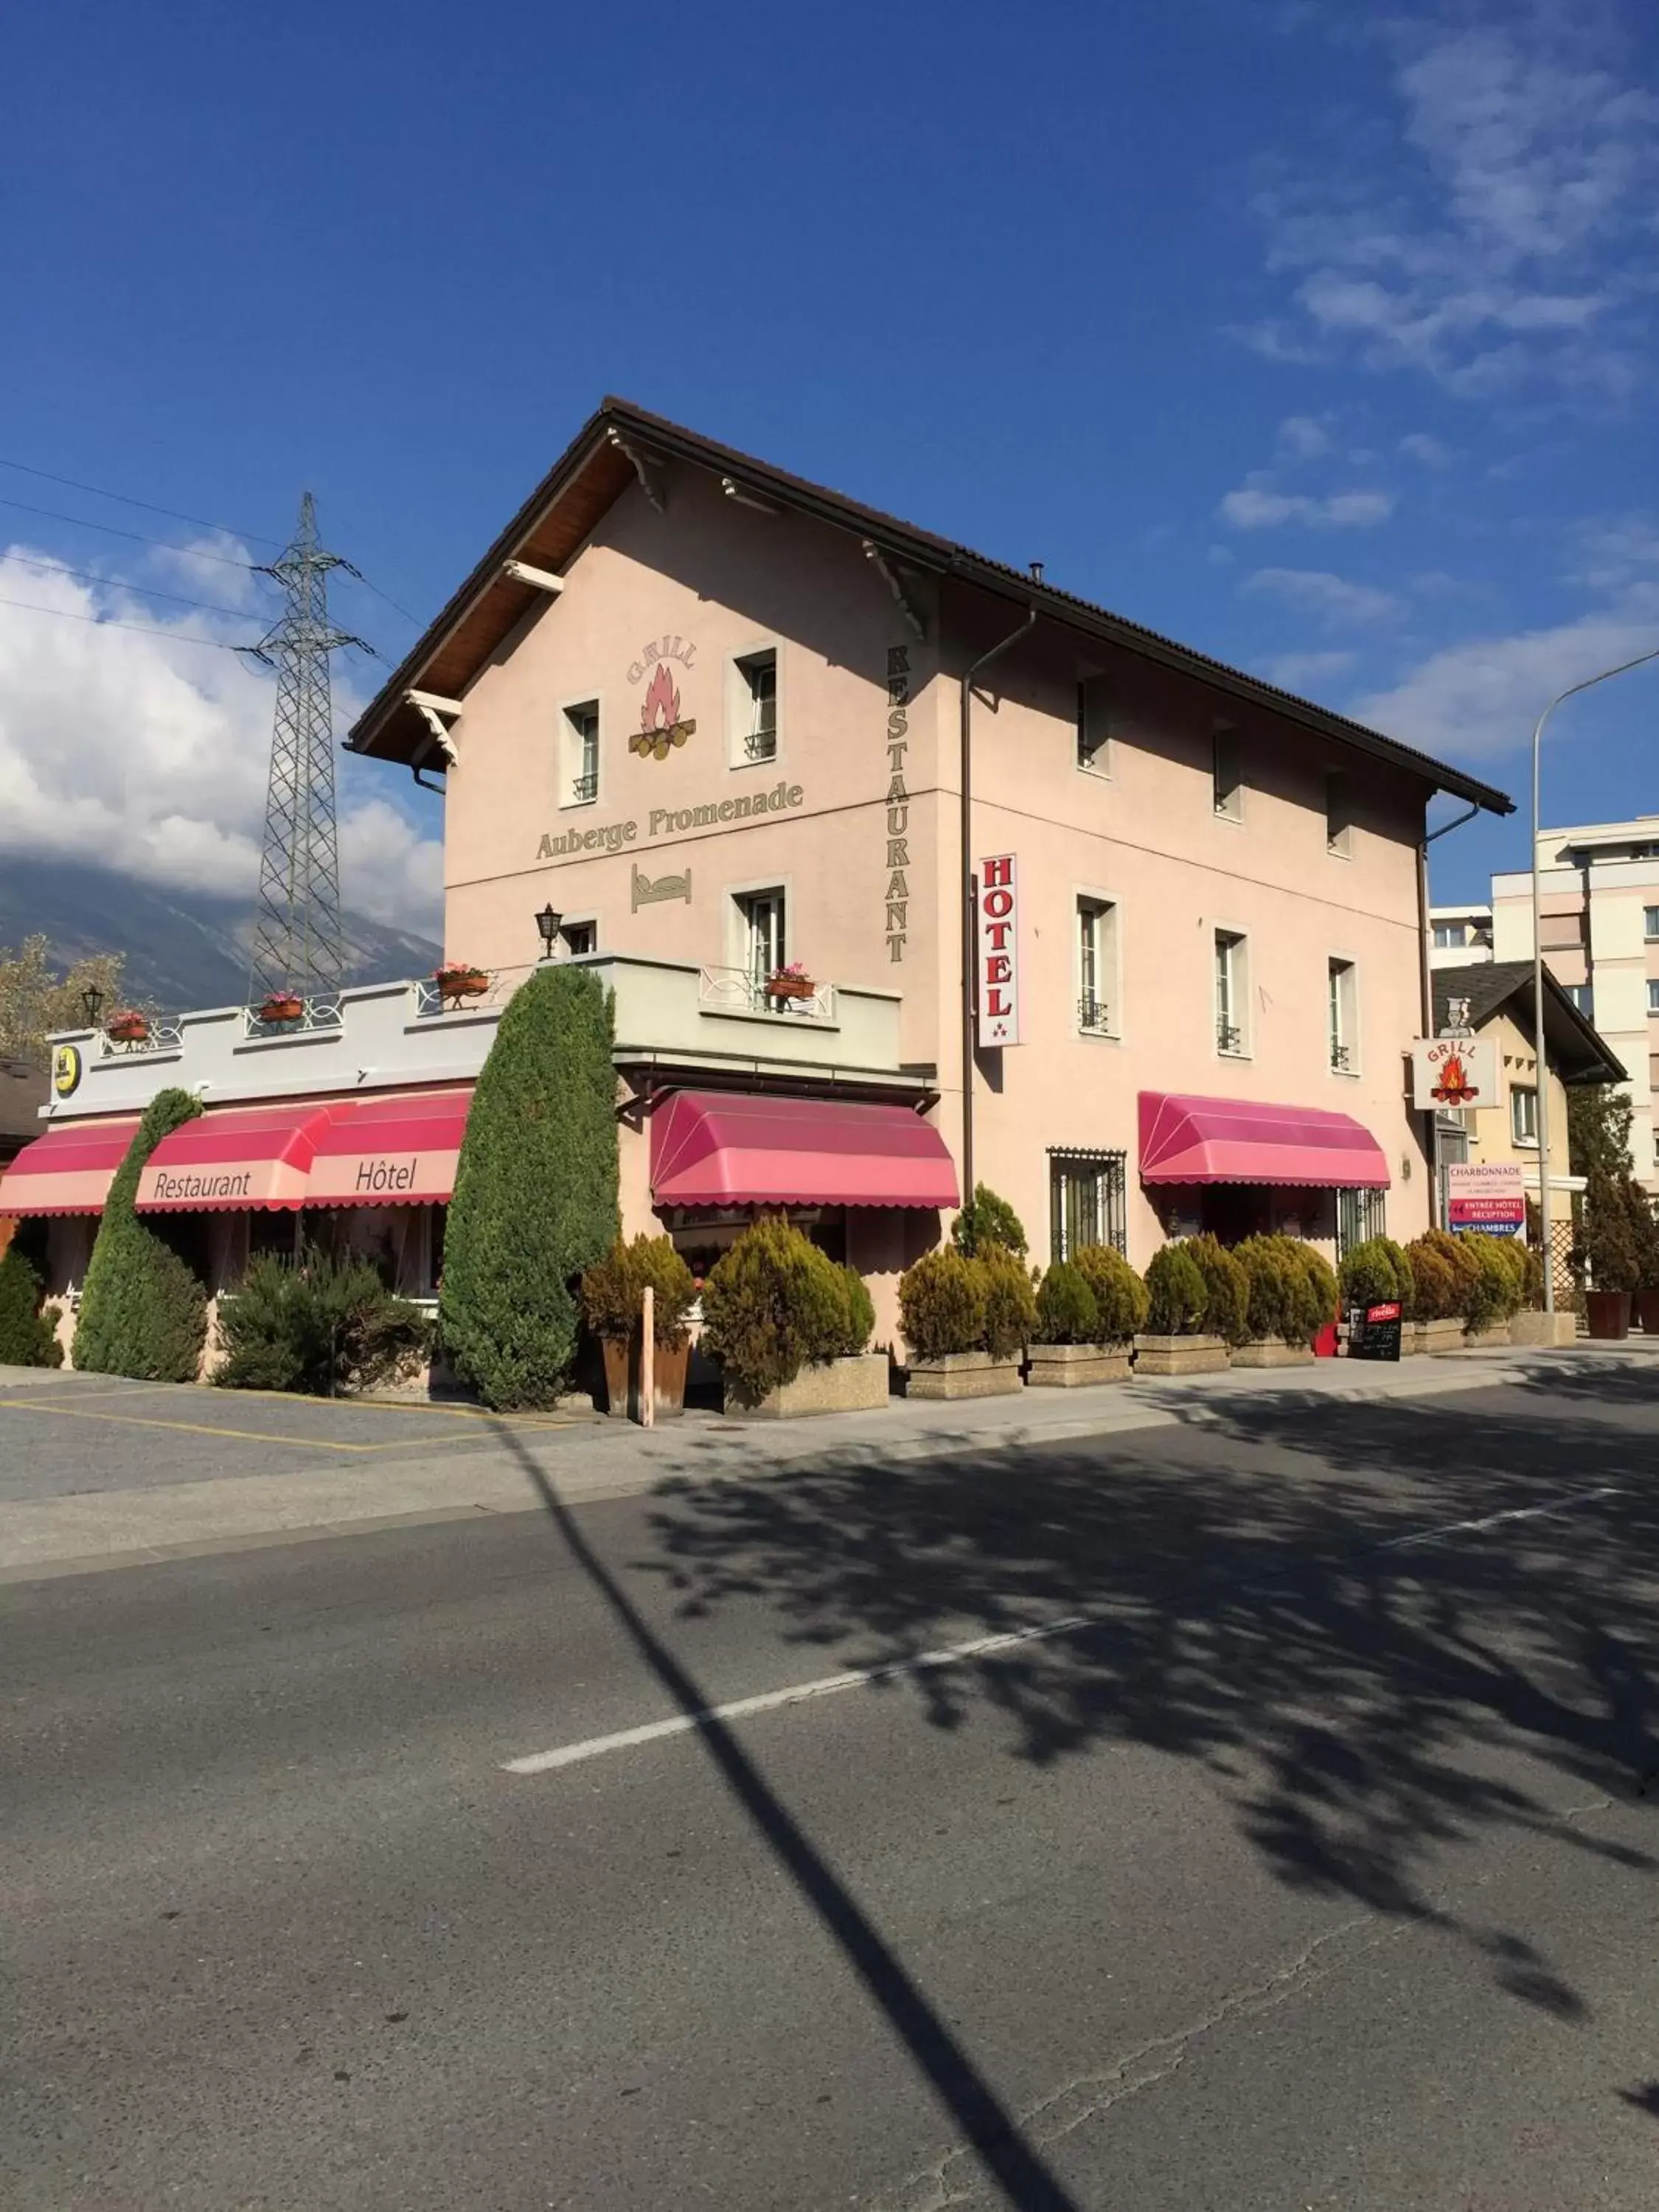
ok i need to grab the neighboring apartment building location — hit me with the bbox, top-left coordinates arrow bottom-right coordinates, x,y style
1492,815 -> 1659,1188
1428,902 -> 1493,968
2,400 -> 1512,1355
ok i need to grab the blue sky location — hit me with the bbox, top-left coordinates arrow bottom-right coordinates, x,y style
1,0 -> 1656,927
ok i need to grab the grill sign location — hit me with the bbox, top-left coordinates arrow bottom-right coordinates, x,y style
976,855 -> 1021,1046
1411,1037 -> 1498,1110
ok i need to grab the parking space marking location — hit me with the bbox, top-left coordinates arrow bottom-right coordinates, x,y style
0,1395 -> 583,1454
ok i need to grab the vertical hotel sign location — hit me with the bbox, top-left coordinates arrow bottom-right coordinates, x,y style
976,855 -> 1020,1045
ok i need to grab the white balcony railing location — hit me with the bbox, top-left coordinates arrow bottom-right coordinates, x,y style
97,1018 -> 184,1059
698,964 -> 836,1023
242,994 -> 344,1040
410,964 -> 538,1020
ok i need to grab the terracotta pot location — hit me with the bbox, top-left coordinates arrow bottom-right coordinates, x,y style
765,976 -> 815,1001
1585,1290 -> 1632,1341
652,1337 -> 689,1416
439,971 -> 488,1000
260,995 -> 304,1023
108,1018 -> 149,1044
600,1335 -> 633,1417
1637,1290 -> 1659,1336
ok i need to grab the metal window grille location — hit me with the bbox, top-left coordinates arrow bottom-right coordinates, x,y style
1048,1149 -> 1127,1260
742,657 -> 776,762
1336,1187 -> 1386,1258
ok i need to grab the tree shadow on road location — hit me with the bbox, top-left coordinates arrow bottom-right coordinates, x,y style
636,1374 -> 1659,2024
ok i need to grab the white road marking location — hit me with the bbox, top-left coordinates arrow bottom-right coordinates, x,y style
504,1481 -> 1626,1779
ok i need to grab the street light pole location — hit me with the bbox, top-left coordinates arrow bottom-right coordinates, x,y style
1531,644 -> 1659,1312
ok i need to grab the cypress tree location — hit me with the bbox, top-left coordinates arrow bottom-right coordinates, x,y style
74,1087 -> 209,1381
0,1244 -> 63,1367
439,964 -> 619,1408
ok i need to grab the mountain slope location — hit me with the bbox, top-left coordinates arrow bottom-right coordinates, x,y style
0,858 -> 441,1010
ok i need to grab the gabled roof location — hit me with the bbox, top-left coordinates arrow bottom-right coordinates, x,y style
347,397 -> 1514,817
1433,959 -> 1625,1085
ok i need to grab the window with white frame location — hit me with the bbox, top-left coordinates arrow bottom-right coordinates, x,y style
1076,675 -> 1111,773
1510,1083 -> 1539,1146
1325,769 -> 1352,857
1566,981 -> 1593,1017
733,650 -> 777,765
1645,906 -> 1659,940
737,887 -> 786,1002
1215,930 -> 1249,1054
563,700 -> 600,806
562,919 -> 597,956
1213,726 -> 1242,820
1076,897 -> 1118,1034
1649,978 -> 1659,1015
1048,1150 -> 1127,1259
1433,922 -> 1466,949
1328,957 -> 1357,1072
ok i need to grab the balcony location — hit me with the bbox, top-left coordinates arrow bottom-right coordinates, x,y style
242,993 -> 344,1041
95,1016 -> 184,1060
698,964 -> 835,1023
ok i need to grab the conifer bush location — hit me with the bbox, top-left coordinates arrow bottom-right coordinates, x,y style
216,1247 -> 431,1395
699,1218 -> 850,1405
74,1088 -> 209,1382
1071,1243 -> 1150,1342
898,1247 -> 987,1360
950,1184 -> 1028,1260
0,1245 -> 63,1367
439,965 -> 619,1408
1457,1232 -> 1526,1326
1185,1233 -> 1250,1346
979,1248 -> 1037,1360
1144,1242 -> 1208,1336
1292,1242 -> 1340,1336
1402,1232 -> 1464,1321
1034,1260 -> 1099,1345
581,1235 -> 698,1346
1338,1236 -> 1413,1312
827,1264 -> 876,1359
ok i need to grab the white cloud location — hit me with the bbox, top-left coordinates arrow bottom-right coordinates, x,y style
1260,649 -> 1357,693
1351,587 -> 1659,758
0,548 -> 440,933
1276,413 -> 1332,459
1220,481 -> 1394,529
1237,20 -> 1659,400
1399,431 -> 1455,467
1242,566 -> 1400,625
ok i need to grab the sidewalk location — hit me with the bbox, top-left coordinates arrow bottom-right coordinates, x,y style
1,1341 -> 1653,1582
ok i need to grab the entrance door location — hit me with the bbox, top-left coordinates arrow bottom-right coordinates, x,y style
1200,1185 -> 1272,1244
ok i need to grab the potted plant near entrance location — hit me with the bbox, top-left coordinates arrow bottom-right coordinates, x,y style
434,961 -> 490,1007
1232,1235 -> 1335,1366
580,1236 -> 697,1417
1582,1169 -> 1638,1340
1027,1245 -> 1148,1385
1133,1242 -> 1228,1377
699,1220 -> 888,1416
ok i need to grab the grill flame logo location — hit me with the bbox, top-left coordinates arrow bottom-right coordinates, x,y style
640,662 -> 680,734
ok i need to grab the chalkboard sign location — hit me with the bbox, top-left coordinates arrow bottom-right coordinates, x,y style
1347,1300 -> 1402,1363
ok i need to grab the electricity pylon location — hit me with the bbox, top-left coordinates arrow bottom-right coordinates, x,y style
239,493 -> 368,1004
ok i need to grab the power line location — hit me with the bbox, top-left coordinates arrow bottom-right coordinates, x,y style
0,494 -> 259,568
0,456 -> 277,546
1,551 -> 266,622
0,591 -> 258,652
341,567 -> 423,629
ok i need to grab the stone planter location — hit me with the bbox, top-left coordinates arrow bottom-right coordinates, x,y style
1464,1319 -> 1513,1349
1026,1342 -> 1133,1388
1512,1310 -> 1577,1347
738,1351 -> 890,1419
906,1349 -> 1023,1400
1585,1290 -> 1632,1341
1229,1340 -> 1314,1368
1402,1317 -> 1464,1357
1132,1333 -> 1230,1377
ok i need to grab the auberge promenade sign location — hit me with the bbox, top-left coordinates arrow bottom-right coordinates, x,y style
536,780 -> 804,860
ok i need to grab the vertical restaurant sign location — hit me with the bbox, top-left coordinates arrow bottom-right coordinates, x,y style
883,645 -> 911,963
976,855 -> 1020,1046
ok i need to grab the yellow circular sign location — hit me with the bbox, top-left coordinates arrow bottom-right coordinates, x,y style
52,1044 -> 82,1099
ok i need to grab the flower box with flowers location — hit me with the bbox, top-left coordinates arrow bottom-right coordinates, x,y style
765,962 -> 815,1003
258,992 -> 305,1024
434,963 -> 490,1005
106,1009 -> 150,1046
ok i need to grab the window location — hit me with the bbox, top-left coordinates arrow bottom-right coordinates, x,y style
1328,957 -> 1357,1072
1325,769 -> 1352,857
1566,981 -> 1593,1017
1432,922 -> 1466,949
1214,930 -> 1249,1054
1076,676 -> 1111,773
737,887 -> 786,1003
1212,726 -> 1242,820
1649,978 -> 1659,1016
1076,897 -> 1118,1034
1337,1187 -> 1386,1259
734,650 -> 777,765
563,920 -> 597,957
1048,1150 -> 1127,1260
563,700 -> 600,806
1510,1084 -> 1539,1146
1646,907 -> 1659,941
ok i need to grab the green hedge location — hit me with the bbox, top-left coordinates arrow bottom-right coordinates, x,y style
1403,1229 -> 1472,1321
700,1219 -> 866,1405
439,965 -> 619,1408
1338,1235 -> 1413,1313
950,1183 -> 1028,1260
1185,1234 -> 1250,1346
980,1249 -> 1037,1360
1035,1260 -> 1098,1345
216,1247 -> 431,1395
581,1235 -> 698,1346
1144,1243 -> 1208,1336
899,1248 -> 986,1360
0,1245 -> 63,1367
1072,1244 -> 1150,1343
74,1088 -> 208,1382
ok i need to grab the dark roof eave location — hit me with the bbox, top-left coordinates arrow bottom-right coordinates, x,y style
347,397 -> 1515,817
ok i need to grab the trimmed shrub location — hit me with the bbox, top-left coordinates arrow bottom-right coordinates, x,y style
1458,1232 -> 1524,1328
979,1250 -> 1037,1360
217,1246 -> 431,1395
899,1247 -> 987,1361
1072,1243 -> 1150,1343
1338,1235 -> 1412,1313
0,1245 -> 63,1367
1185,1234 -> 1250,1347
950,1184 -> 1028,1261
439,965 -> 619,1408
1405,1228 -> 1479,1322
700,1219 -> 848,1406
581,1234 -> 698,1348
827,1264 -> 876,1360
580,1241 -> 638,1342
1292,1242 -> 1340,1336
1621,1179 -> 1659,1293
1035,1261 -> 1100,1345
74,1088 -> 209,1382
1234,1236 -> 1299,1346
1144,1242 -> 1208,1336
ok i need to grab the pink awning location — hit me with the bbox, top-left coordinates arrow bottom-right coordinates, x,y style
0,1117 -> 140,1216
651,1090 -> 959,1210
1138,1091 -> 1389,1189
305,1089 -> 472,1206
136,1102 -> 349,1211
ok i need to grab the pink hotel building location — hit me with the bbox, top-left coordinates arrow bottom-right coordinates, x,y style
4,400 -> 1512,1359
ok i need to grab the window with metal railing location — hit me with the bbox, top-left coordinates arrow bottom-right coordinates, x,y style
1077,897 -> 1117,1035
736,650 -> 777,764
1337,1187 -> 1386,1258
564,701 -> 599,806
1048,1149 -> 1127,1260
1215,930 -> 1248,1054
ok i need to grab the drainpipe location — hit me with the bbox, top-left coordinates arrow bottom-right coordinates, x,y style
1420,799 -> 1480,1228
959,605 -> 1037,1203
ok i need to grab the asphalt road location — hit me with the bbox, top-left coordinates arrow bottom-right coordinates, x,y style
5,1374 -> 1658,2209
